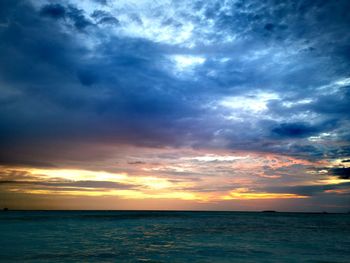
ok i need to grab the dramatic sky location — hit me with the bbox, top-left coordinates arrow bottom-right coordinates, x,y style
1,0 -> 350,211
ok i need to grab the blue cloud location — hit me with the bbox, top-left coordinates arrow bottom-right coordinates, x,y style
40,4 -> 66,19
0,0 -> 349,165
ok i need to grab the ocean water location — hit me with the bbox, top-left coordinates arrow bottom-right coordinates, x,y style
0,211 -> 349,263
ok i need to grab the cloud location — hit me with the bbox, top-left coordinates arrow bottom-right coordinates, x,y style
1,0 -> 349,159
264,182 -> 350,197
40,3 -> 94,30
128,161 -> 146,165
40,4 -> 66,19
330,168 -> 350,180
91,0 -> 108,5
271,122 -> 321,139
91,10 -> 119,25
0,0 -> 349,211
0,179 -> 138,190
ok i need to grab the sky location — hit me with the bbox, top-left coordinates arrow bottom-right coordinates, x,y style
0,0 -> 349,212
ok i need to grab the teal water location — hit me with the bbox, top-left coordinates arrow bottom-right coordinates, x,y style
0,211 -> 349,262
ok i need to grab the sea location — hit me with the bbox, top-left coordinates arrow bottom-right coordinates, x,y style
0,211 -> 349,262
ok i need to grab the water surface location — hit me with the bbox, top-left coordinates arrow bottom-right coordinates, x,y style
0,211 -> 349,262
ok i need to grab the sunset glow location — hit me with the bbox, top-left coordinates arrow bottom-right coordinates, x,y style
0,0 -> 349,212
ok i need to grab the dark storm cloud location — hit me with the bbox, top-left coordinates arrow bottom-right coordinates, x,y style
40,4 -> 66,19
271,123 -> 321,139
330,168 -> 350,180
66,5 -> 94,30
270,120 -> 339,139
0,0 -> 350,165
0,1 -> 195,149
40,3 -> 94,30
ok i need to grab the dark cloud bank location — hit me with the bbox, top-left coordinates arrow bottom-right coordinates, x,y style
0,0 -> 350,167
